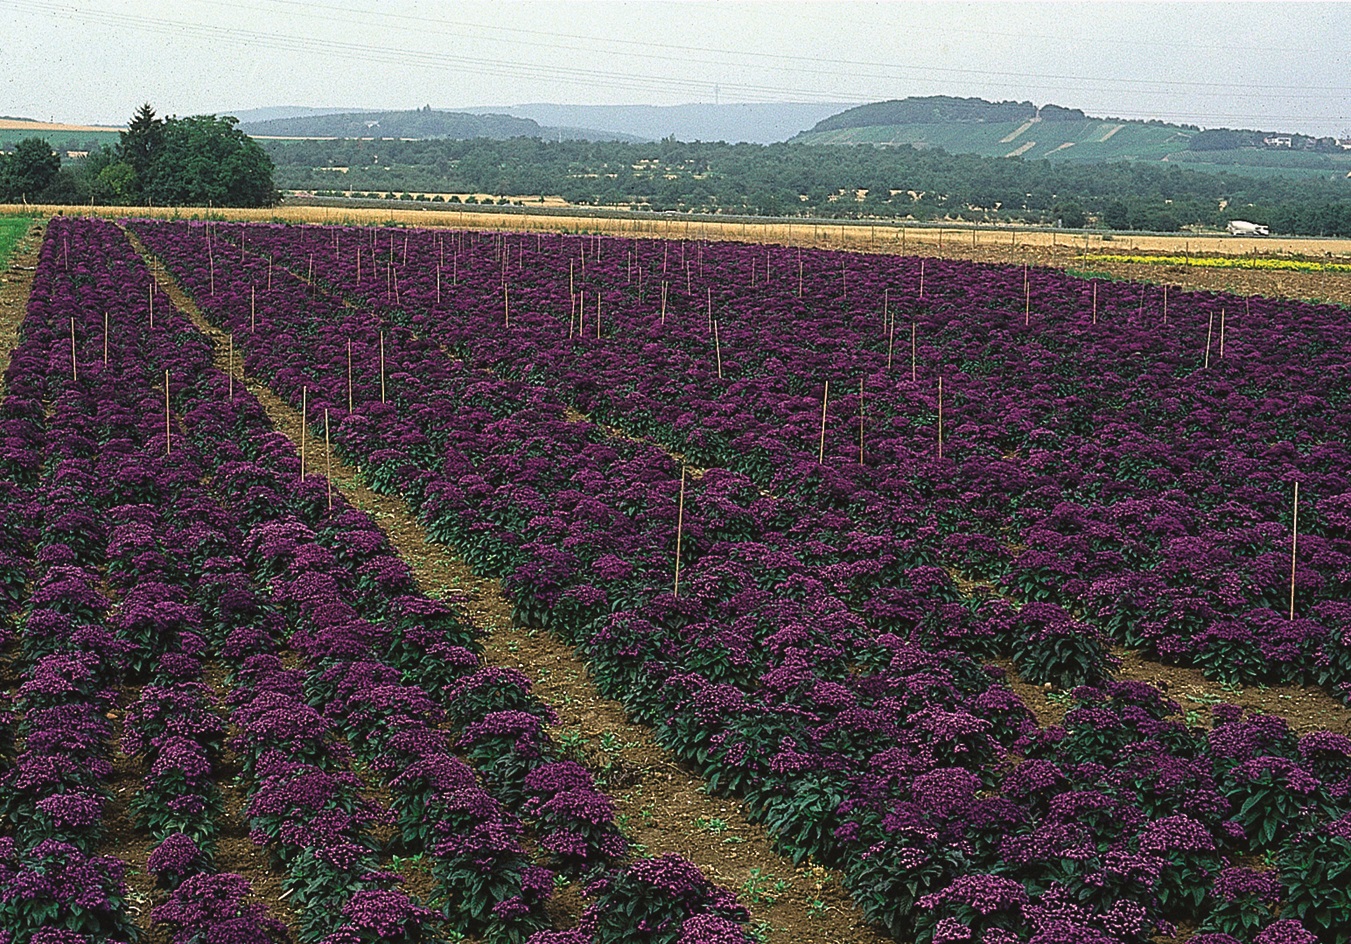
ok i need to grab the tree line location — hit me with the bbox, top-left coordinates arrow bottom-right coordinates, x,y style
0,105 -> 276,207
265,135 -> 1351,236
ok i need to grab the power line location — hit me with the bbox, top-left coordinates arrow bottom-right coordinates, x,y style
11,1 -> 1350,127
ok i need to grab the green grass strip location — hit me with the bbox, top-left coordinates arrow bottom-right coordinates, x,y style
0,217 -> 35,271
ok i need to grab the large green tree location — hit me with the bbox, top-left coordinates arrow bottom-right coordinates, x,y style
0,138 -> 61,202
120,102 -> 163,185
141,114 -> 277,207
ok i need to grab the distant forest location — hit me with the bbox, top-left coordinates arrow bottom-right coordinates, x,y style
264,136 -> 1351,236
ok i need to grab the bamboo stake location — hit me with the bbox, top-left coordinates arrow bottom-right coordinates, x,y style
347,340 -> 354,412
1024,278 -> 1031,326
1205,311 -> 1214,368
858,377 -> 865,465
69,318 -> 77,381
1290,481 -> 1299,620
911,322 -> 917,382
436,265 -> 442,303
356,247 -> 362,282
103,312 -> 108,366
251,286 -> 256,333
379,332 -> 386,403
149,279 -> 155,326
164,370 -> 171,455
937,377 -> 944,459
797,248 -> 803,297
713,320 -> 723,379
887,321 -> 895,370
324,409 -> 333,512
300,387 -> 307,479
503,284 -> 509,326
673,465 -> 687,597
661,281 -> 668,324
228,335 -> 233,399
919,259 -> 925,298
1163,284 -> 1169,325
1219,307 -> 1226,358
818,381 -> 829,464
706,286 -> 712,331
268,256 -> 273,291
1092,281 -> 1098,324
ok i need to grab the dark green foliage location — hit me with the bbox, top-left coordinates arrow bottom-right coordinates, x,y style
0,138 -> 60,202
142,115 -> 277,207
264,134 -> 1351,235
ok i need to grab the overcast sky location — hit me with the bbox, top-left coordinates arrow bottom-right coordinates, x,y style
4,1 -> 1349,136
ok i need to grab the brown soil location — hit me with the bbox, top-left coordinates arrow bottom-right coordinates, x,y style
127,229 -> 889,944
101,700 -> 158,936
200,661 -> 299,935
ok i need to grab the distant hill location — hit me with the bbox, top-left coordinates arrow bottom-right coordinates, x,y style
228,106 -> 369,124
793,96 -> 1351,179
239,108 -> 641,143
463,102 -> 851,144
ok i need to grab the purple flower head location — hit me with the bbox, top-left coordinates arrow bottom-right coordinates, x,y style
1254,920 -> 1319,944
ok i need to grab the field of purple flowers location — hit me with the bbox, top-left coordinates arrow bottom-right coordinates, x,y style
0,218 -> 756,944
112,218 -> 1351,944
5,215 -> 1351,943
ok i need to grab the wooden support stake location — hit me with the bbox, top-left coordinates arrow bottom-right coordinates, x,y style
379,332 -> 386,403
307,253 -> 314,284
661,281 -> 668,324
324,409 -> 333,512
164,370 -> 171,455
268,256 -> 273,291
1219,307 -> 1226,358
911,322 -> 918,382
818,381 -> 829,464
797,249 -> 803,297
1092,281 -> 1098,325
713,320 -> 723,379
251,286 -> 256,333
919,259 -> 925,298
673,465 -> 687,597
1024,278 -> 1031,326
937,376 -> 944,459
149,280 -> 154,327
1205,311 -> 1214,369
103,312 -> 108,366
300,387 -> 307,479
1163,284 -> 1169,325
706,286 -> 712,331
503,284 -> 509,327
228,335 -> 233,399
347,340 -> 354,412
887,321 -> 895,370
436,265 -> 442,303
69,318 -> 77,381
1290,481 -> 1300,620
858,377 -> 865,465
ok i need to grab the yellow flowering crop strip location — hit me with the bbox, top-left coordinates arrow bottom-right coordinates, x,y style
1086,253 -> 1351,274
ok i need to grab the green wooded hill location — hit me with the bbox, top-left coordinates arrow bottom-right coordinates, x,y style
239,108 -> 642,143
792,97 -> 1351,180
